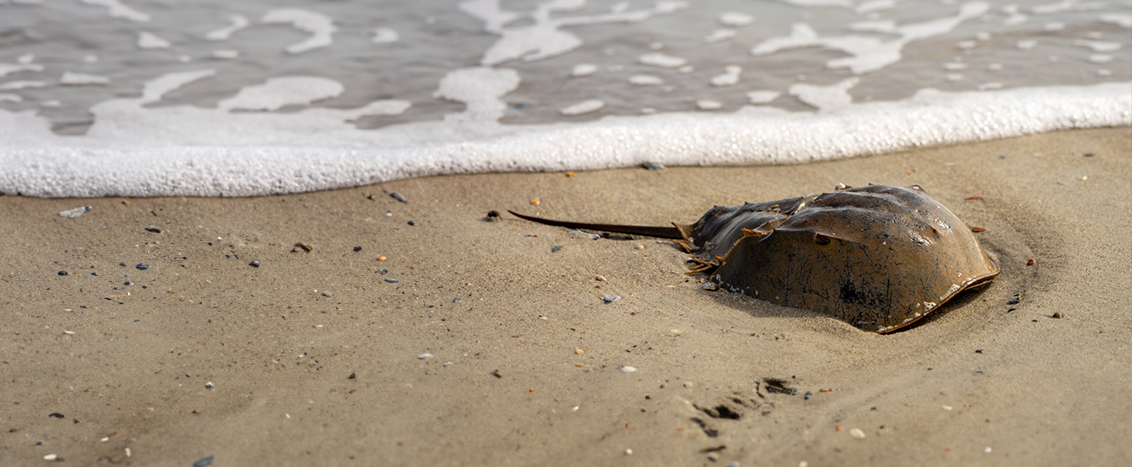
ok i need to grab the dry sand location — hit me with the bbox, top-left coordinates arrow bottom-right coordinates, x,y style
1,127 -> 1129,466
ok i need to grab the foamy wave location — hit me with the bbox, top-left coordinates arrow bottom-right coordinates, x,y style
1,79 -> 1126,197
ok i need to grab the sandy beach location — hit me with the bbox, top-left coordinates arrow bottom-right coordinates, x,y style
1,127 -> 1129,466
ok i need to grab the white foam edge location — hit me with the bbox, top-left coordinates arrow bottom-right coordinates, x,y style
261,9 -> 336,54
0,82 -> 1127,198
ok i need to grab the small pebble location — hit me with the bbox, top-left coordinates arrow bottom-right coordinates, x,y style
377,256 -> 387,261
1083,153 -> 1094,157
144,226 -> 161,233
205,382 -> 213,389
390,192 -> 407,203
384,278 -> 398,283
551,245 -> 563,253
322,292 -> 331,297
1026,258 -> 1036,266
976,349 -> 984,353
635,244 -> 645,250
707,453 -> 719,461
976,370 -> 985,374
643,161 -> 666,170
417,353 -> 432,360
353,246 -> 362,252
1052,312 -> 1063,319
44,454 -> 58,461
569,230 -> 600,240
849,428 -> 866,439
804,391 -> 813,400
625,449 -> 633,455
620,366 -> 637,373
58,206 -> 92,218
595,275 -> 606,281
119,262 -> 126,266
985,447 -> 992,454
136,264 -> 149,270
193,455 -> 215,467
58,271 -> 68,276
379,269 -> 388,275
1007,296 -> 1019,305
49,412 -> 65,418
407,221 -> 415,226
249,260 -> 260,268
603,294 -> 620,304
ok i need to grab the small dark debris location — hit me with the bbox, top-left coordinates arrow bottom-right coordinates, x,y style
136,264 -> 149,270
407,221 -> 415,226
144,226 -> 161,233
249,260 -> 260,268
491,369 -> 502,379
90,272 -> 97,276
293,242 -> 312,252
1007,296 -> 1019,305
698,404 -> 741,420
119,262 -> 126,266
124,281 -> 132,286
976,370 -> 985,375
390,192 -> 407,203
48,413 -> 64,419
1052,312 -> 1063,319
689,418 -> 718,437
1008,307 -> 1017,312
643,161 -> 666,170
976,349 -> 985,353
485,210 -> 501,221
348,372 -> 356,380
453,297 -> 462,303
57,271 -> 67,276
379,269 -> 388,275
804,391 -> 813,400
193,455 -> 214,467
700,445 -> 727,453
353,246 -> 362,252
551,245 -> 563,253
998,155 -> 1006,159
603,294 -> 620,304
384,278 -> 398,283
1083,153 -> 1095,157
763,378 -> 797,396
72,419 -> 78,424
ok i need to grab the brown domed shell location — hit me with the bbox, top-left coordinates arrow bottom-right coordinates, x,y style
678,185 -> 999,333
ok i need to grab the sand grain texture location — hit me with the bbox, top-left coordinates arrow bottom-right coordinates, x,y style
1,128 -> 1129,466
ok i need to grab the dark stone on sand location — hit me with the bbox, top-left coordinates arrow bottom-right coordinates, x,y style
136,264 -> 149,270
390,192 -> 407,203
58,271 -> 67,276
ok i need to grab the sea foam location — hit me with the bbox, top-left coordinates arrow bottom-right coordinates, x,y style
0,0 -> 1129,197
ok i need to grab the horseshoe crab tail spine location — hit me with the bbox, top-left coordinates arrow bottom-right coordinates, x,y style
507,210 -> 683,239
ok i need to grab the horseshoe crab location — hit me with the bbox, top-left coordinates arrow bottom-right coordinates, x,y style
509,184 -> 999,333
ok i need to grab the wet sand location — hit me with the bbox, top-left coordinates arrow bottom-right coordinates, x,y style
1,127 -> 1129,466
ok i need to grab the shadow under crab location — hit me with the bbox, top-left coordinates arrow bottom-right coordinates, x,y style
510,184 -> 1000,333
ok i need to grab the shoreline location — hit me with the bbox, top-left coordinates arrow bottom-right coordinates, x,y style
1,127 -> 1129,466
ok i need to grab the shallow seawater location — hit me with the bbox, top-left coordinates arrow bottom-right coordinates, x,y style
0,0 -> 1129,196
